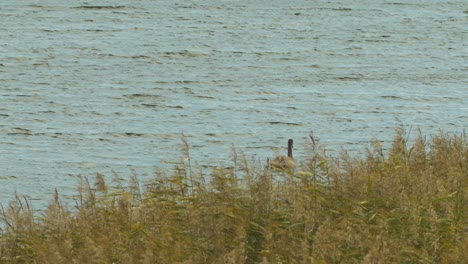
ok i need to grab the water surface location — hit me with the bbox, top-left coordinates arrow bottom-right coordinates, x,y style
1,0 -> 466,208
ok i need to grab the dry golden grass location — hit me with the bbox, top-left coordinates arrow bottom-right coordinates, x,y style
0,129 -> 467,263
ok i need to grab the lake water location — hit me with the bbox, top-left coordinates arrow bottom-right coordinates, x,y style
1,0 -> 467,208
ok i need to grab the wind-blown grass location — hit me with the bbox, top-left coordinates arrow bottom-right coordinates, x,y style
0,129 -> 467,263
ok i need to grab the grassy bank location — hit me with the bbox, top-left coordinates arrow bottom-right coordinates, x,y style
1,129 -> 467,263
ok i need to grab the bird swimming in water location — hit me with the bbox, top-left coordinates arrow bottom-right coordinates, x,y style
270,139 -> 296,170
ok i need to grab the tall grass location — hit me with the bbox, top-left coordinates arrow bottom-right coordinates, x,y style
0,129 -> 467,263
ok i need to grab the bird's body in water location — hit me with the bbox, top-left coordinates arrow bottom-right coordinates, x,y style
270,139 -> 296,170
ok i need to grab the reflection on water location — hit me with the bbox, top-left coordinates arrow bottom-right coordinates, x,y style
0,0 -> 466,207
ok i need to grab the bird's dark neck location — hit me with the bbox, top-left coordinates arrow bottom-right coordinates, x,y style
287,139 -> 293,159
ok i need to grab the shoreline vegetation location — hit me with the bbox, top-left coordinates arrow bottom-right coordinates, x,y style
0,128 -> 467,263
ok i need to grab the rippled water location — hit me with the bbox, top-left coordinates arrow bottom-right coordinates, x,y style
1,0 -> 467,208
